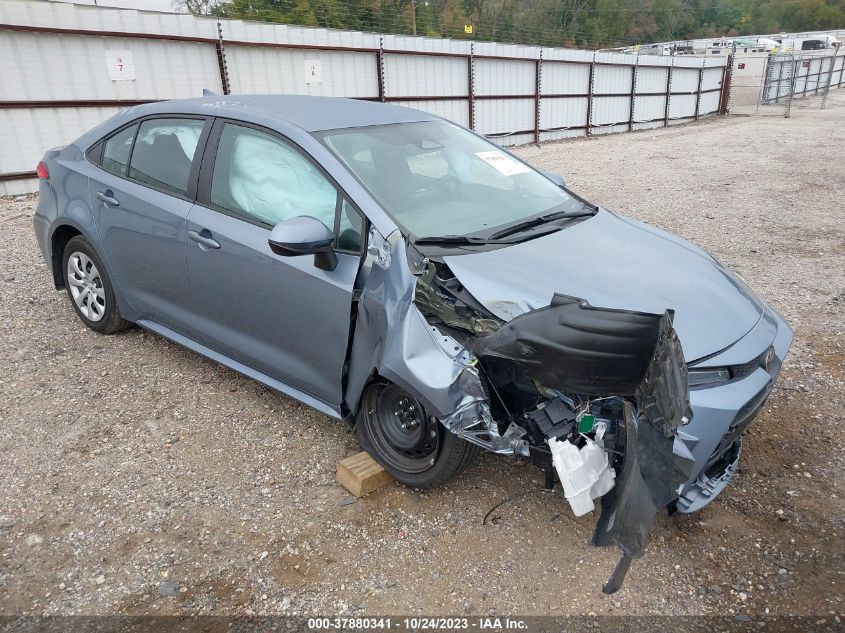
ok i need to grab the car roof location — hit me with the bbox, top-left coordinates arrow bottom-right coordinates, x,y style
133,94 -> 440,132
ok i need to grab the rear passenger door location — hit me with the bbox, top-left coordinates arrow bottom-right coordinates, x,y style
184,120 -> 365,408
87,116 -> 210,330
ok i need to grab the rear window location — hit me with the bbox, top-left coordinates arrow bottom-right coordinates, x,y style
127,118 -> 205,196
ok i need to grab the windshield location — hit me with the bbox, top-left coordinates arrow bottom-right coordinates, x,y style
316,120 -> 585,238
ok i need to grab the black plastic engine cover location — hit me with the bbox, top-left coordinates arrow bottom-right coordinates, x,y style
472,294 -> 669,396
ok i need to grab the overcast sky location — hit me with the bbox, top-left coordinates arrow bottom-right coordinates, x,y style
48,0 -> 182,13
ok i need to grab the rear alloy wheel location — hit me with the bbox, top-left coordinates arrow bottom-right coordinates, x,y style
356,382 -> 479,488
62,235 -> 131,334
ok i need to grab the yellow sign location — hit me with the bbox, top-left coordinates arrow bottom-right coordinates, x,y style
464,24 -> 473,34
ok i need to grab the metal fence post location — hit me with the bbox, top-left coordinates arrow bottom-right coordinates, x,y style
468,43 -> 475,130
534,51 -> 542,144
820,51 -> 836,109
215,20 -> 230,95
628,58 -> 637,131
664,60 -> 673,126
377,36 -> 386,103
785,55 -> 798,118
586,53 -> 595,137
694,65 -> 703,120
720,51 -> 733,114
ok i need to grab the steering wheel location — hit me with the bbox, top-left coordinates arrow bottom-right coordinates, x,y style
426,174 -> 460,193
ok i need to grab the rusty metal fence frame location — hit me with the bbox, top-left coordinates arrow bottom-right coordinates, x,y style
0,18 -> 728,187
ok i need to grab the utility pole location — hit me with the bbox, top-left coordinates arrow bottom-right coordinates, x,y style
406,0 -> 418,36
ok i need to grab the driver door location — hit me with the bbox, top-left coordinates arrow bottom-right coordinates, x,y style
185,120 -> 364,408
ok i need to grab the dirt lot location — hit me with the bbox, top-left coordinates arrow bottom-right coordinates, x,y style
1,91 -> 843,622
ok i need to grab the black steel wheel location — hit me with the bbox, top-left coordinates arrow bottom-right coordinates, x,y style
356,382 -> 479,488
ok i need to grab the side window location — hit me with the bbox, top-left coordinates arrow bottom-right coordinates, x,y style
128,118 -> 205,196
101,124 -> 138,177
210,123 -> 338,229
337,199 -> 364,253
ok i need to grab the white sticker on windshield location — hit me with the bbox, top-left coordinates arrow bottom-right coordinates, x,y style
475,150 -> 531,176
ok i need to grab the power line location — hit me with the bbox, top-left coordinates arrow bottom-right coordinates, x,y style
183,0 -> 845,51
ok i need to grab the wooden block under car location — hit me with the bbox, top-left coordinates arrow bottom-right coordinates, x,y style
337,451 -> 395,498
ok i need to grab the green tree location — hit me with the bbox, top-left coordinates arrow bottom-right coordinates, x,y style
177,0 -> 845,48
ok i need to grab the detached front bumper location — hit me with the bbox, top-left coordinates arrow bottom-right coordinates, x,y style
675,308 -> 793,512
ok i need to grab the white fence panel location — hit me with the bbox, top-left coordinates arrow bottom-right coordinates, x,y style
384,54 -> 468,97
698,91 -> 721,115
541,62 -> 590,95
636,66 -> 669,94
591,123 -> 628,136
0,106 -> 122,173
540,97 -> 588,130
672,68 -> 700,93
225,20 -> 380,50
0,0 -> 219,38
381,34 -> 469,55
225,46 -> 378,97
669,93 -> 697,119
474,59 -> 535,96
400,99 -> 470,127
633,94 -> 666,123
474,98 -> 534,135
594,64 -> 632,95
489,132 -> 535,147
592,96 -> 630,126
701,67 -> 724,91
0,31 -> 221,101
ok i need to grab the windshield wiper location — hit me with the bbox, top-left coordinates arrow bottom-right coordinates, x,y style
489,208 -> 598,240
413,235 -> 495,246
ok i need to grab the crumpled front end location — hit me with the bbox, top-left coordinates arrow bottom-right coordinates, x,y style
468,292 -> 696,593
345,235 -> 701,592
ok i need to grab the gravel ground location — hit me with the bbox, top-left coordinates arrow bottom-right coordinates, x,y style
1,91 -> 843,621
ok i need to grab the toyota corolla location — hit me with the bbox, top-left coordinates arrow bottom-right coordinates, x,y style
32,95 -> 792,592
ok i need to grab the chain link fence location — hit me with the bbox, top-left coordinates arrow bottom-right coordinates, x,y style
759,49 -> 845,117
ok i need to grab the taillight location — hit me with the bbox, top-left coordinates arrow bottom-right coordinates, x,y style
36,161 -> 49,180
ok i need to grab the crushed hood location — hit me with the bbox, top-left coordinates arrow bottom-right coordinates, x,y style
443,209 -> 764,362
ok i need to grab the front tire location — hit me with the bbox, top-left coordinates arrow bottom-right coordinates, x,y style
62,235 -> 131,335
355,382 -> 479,488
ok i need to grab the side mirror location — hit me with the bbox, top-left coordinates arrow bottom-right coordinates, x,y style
268,216 -> 338,271
543,171 -> 567,188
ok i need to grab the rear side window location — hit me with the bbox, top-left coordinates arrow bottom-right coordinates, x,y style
101,124 -> 138,177
128,118 -> 205,196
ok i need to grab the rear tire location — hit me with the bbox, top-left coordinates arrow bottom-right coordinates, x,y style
62,235 -> 131,335
355,381 -> 479,488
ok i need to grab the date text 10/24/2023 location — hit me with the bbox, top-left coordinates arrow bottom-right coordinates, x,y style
308,617 -> 529,630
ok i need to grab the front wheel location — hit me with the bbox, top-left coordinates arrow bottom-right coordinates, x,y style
355,382 -> 479,488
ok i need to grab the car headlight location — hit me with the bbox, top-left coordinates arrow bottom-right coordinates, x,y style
687,367 -> 730,388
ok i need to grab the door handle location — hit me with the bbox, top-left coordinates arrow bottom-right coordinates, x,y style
188,229 -> 221,250
96,190 -> 119,207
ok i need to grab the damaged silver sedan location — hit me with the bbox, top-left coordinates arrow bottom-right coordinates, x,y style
33,95 -> 792,592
